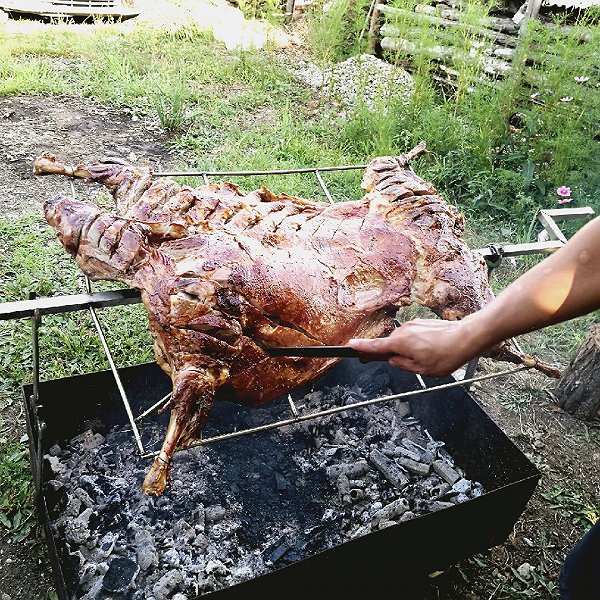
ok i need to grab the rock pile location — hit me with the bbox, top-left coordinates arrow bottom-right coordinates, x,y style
289,53 -> 414,110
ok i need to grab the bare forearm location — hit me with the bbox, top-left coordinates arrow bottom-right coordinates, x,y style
460,216 -> 600,355
350,217 -> 600,376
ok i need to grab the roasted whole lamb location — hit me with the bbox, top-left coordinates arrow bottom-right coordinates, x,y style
35,143 -> 559,495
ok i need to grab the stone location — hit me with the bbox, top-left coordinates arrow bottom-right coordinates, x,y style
205,559 -> 229,576
428,501 -> 456,512
193,533 -> 209,551
153,569 -> 183,600
102,557 -> 139,593
174,519 -> 195,544
395,400 -> 411,418
275,472 -> 290,491
97,532 -> 118,558
65,508 -> 94,545
369,450 -> 409,491
325,459 -> 369,480
432,460 -> 460,485
396,456 -> 430,476
163,548 -> 181,568
44,454 -> 66,475
135,531 -> 159,571
205,505 -> 226,524
393,446 -> 421,462
452,479 -> 472,494
371,498 -> 409,526
517,562 -> 534,579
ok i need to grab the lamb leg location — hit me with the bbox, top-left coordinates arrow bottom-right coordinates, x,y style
34,153 -> 154,215
44,195 -> 151,284
142,367 -> 225,496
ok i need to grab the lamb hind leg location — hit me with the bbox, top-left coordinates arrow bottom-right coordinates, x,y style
33,153 -> 153,215
142,369 -> 218,496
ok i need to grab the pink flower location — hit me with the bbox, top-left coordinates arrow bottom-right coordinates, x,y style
574,76 -> 590,83
556,186 -> 571,197
557,197 -> 572,205
560,96 -> 573,102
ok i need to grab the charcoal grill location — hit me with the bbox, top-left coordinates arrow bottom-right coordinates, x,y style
24,361 -> 541,600
1,161 -> 593,599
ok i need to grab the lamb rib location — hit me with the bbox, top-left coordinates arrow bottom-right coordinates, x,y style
35,144 -> 559,496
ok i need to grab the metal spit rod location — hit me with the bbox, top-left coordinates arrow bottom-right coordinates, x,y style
140,365 -> 529,458
154,164 -> 367,178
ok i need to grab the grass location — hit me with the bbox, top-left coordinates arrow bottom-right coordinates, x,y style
0,215 -> 153,542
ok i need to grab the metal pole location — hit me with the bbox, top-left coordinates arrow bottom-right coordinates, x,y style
155,164 -> 368,178
315,169 -> 334,204
84,278 -> 145,455
141,365 -> 528,457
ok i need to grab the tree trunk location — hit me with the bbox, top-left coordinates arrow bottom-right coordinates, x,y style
554,324 -> 600,420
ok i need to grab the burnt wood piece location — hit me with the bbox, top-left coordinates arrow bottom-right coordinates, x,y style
554,324 -> 600,420
35,144 -> 558,495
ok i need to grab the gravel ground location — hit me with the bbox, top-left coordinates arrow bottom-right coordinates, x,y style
287,53 -> 414,110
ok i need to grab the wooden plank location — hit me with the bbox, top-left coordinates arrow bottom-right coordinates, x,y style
538,210 -> 568,244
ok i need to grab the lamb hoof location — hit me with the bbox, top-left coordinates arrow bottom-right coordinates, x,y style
142,456 -> 170,496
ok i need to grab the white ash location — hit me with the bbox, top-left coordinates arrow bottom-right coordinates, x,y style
287,54 -> 414,110
45,376 -> 484,599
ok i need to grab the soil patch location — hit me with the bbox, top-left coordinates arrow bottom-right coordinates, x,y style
0,95 -> 176,219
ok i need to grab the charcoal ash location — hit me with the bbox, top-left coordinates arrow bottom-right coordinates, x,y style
45,381 -> 485,599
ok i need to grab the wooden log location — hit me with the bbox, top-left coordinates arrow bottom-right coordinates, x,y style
379,3 -> 520,36
380,36 -> 512,76
554,324 -> 600,420
380,18 -> 518,47
381,24 -> 516,59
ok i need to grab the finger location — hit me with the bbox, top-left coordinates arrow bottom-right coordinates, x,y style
388,356 -> 420,373
349,337 -> 388,353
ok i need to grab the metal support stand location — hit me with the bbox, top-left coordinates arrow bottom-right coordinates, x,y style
29,292 -> 45,502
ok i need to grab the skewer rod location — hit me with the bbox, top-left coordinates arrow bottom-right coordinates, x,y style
315,169 -> 335,204
135,392 -> 172,422
155,164 -> 368,177
85,281 -> 145,454
141,365 -> 528,457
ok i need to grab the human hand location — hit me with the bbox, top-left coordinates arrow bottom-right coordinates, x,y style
349,319 -> 477,377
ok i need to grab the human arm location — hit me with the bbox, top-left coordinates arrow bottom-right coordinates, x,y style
349,216 -> 600,377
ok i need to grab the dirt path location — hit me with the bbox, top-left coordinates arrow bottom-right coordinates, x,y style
0,96 -> 175,219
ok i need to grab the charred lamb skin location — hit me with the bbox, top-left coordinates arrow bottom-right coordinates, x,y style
35,144 -> 559,495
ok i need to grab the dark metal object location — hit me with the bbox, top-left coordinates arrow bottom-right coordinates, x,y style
0,288 -> 141,320
265,345 -> 368,358
24,360 -> 540,600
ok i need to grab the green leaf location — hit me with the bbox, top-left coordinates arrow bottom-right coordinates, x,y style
12,510 -> 22,529
0,512 -> 11,529
522,160 -> 535,182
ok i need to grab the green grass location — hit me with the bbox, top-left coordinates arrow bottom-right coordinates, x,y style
542,484 -> 600,529
0,214 -> 154,542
